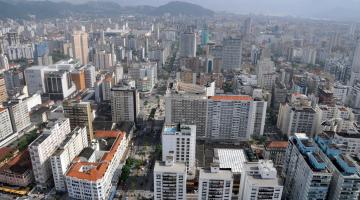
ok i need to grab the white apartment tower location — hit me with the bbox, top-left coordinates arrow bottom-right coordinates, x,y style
0,108 -> 13,141
50,126 -> 88,192
198,165 -> 233,200
282,133 -> 332,200
162,124 -> 196,174
154,158 -> 187,200
277,93 -> 318,136
239,160 -> 283,200
207,96 -> 267,140
29,118 -> 71,190
4,99 -> 31,133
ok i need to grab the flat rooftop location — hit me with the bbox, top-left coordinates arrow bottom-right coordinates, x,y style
154,161 -> 186,173
214,148 -> 247,174
199,168 -> 233,180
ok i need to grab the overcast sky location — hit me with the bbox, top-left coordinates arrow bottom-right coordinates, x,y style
40,0 -> 360,20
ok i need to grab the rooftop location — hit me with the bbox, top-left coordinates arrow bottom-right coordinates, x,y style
214,148 -> 247,174
265,141 -> 288,149
154,161 -> 187,173
209,95 -> 253,101
199,168 -> 233,180
66,131 -> 125,181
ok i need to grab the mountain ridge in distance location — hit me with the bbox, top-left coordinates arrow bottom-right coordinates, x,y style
0,0 -> 214,19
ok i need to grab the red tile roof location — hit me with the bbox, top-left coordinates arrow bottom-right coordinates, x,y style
266,141 -> 288,149
209,95 -> 253,101
66,131 -> 125,181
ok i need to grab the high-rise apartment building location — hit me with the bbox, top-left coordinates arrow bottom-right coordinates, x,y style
165,93 -> 208,138
256,57 -> 276,90
0,75 -> 8,103
198,165 -> 233,200
111,87 -> 140,123
102,75 -> 113,101
314,134 -> 360,200
282,133 -> 332,200
29,118 -> 71,190
0,76 -> 8,104
207,95 -> 267,140
0,108 -> 13,141
162,124 -> 196,174
71,31 -> 89,65
63,100 -> 94,142
93,50 -> 114,69
179,32 -> 196,58
50,126 -> 88,192
154,159 -> 187,200
239,160 -> 283,200
128,62 -> 157,92
277,93 -> 318,136
166,93 -> 267,140
4,99 -> 30,133
70,68 -> 86,91
222,37 -> 242,71
84,64 -> 96,88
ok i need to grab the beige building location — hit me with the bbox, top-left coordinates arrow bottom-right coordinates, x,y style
0,76 -> 8,103
63,100 -> 94,142
71,31 -> 89,65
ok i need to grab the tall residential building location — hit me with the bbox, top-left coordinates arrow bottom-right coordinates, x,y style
165,93 -> 208,138
179,32 -> 196,58
239,160 -> 283,200
0,53 -> 9,71
198,165 -> 233,200
65,131 -> 128,200
256,58 -> 276,90
50,126 -> 88,192
0,108 -> 13,141
24,66 -> 47,95
4,99 -> 30,133
314,134 -> 360,200
93,50 -> 114,69
63,100 -> 94,142
111,87 -> 140,123
162,124 -> 196,174
84,64 -> 96,88
207,96 -> 267,140
350,41 -> 360,86
128,62 -> 158,92
282,133 -> 332,200
263,141 -> 288,167
0,75 -> 8,103
29,118 -> 71,190
154,159 -> 187,200
277,93 -> 318,136
70,68 -> 86,91
222,37 -> 242,71
165,93 -> 266,140
102,75 -> 113,101
71,31 -> 89,65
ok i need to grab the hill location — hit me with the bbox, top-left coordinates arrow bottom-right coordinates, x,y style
0,0 -> 214,19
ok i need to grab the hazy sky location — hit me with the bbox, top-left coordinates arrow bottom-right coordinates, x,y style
39,0 -> 360,20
